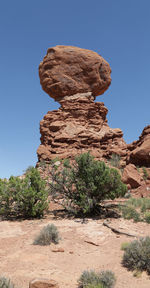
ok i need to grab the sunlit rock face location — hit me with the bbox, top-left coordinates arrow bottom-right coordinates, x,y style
39,45 -> 111,102
128,125 -> 150,167
37,45 -> 127,164
37,93 -> 127,163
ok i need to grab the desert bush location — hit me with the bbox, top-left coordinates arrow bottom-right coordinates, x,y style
33,224 -> 60,245
142,167 -> 148,181
122,237 -> 150,274
86,285 -> 104,288
127,198 -> 142,208
0,167 -> 48,219
78,270 -> 100,287
98,271 -> 116,288
119,198 -> 150,223
0,277 -> 15,288
49,152 -> 127,215
78,270 -> 116,288
133,270 -> 142,278
140,199 -> 150,213
109,154 -> 120,168
119,205 -> 141,222
144,211 -> 150,223
121,242 -> 130,251
127,197 -> 150,211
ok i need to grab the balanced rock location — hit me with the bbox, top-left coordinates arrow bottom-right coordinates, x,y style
37,46 -> 128,165
39,45 -> 111,101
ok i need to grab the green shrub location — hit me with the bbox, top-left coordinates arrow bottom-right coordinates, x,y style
125,197 -> 150,213
144,211 -> 150,223
142,167 -> 148,181
122,237 -> 150,274
33,224 -> 60,246
63,158 -> 71,168
141,199 -> 150,213
0,277 -> 15,288
119,198 -> 150,223
121,242 -> 130,251
49,152 -> 127,215
0,167 -> 48,219
78,270 -> 116,288
98,271 -> 116,288
126,198 -> 142,208
133,270 -> 142,278
109,154 -> 120,168
78,270 -> 101,287
86,284 -> 104,288
119,205 -> 141,222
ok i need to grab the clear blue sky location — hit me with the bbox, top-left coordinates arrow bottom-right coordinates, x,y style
0,0 -> 149,178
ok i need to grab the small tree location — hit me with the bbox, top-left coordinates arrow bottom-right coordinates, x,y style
49,152 -> 127,214
0,167 -> 48,219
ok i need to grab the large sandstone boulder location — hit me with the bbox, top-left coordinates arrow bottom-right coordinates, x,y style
128,125 -> 150,167
122,164 -> 143,188
29,279 -> 59,288
39,45 -> 111,101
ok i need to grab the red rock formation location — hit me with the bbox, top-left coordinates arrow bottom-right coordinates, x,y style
122,164 -> 143,189
39,45 -> 111,101
37,93 -> 127,163
37,45 -> 149,183
128,125 -> 150,167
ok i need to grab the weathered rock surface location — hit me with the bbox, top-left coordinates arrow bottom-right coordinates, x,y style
128,125 -> 150,167
37,94 -> 127,163
122,164 -> 143,188
29,279 -> 59,288
37,45 -> 149,187
39,45 -> 111,101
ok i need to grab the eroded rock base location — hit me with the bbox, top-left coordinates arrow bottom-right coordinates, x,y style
37,94 -> 127,164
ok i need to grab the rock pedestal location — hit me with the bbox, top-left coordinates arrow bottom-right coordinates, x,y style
37,93 -> 127,163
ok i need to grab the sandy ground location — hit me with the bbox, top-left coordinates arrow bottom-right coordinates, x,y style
1,207 -> 150,288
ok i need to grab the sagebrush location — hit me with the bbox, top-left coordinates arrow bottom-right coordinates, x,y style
122,237 -> 150,274
78,270 -> 116,288
0,277 -> 15,288
119,205 -> 141,222
33,224 -> 60,245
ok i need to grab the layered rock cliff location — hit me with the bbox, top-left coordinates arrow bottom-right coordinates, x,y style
37,93 -> 127,163
127,125 -> 150,167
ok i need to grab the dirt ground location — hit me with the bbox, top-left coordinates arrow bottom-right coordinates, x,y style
1,203 -> 150,288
